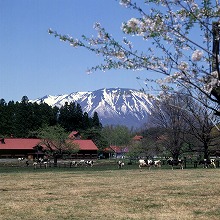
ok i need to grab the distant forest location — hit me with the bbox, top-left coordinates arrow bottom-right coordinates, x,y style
0,96 -> 102,138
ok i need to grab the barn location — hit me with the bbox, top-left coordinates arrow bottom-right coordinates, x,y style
0,138 -> 43,159
70,140 -> 98,159
0,136 -> 98,160
102,146 -> 129,159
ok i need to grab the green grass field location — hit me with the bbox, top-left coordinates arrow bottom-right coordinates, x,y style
0,162 -> 220,220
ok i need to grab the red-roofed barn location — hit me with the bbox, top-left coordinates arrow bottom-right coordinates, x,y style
0,138 -> 42,159
72,140 -> 98,159
103,145 -> 129,159
0,137 -> 98,160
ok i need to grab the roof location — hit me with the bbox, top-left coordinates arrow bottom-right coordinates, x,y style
133,135 -> 143,141
68,131 -> 81,139
0,138 -> 41,150
105,146 -> 129,153
73,140 -> 98,151
0,138 -> 98,151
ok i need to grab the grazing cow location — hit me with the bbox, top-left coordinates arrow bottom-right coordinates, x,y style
85,160 -> 94,167
41,158 -> 50,168
210,159 -> 216,168
78,160 -> 85,166
33,158 -> 50,169
25,160 -> 29,166
77,160 -> 94,167
33,161 -> 38,169
167,158 -> 184,170
139,159 -> 147,169
70,161 -> 78,167
154,160 -> 162,168
198,159 -> 216,168
118,161 -> 125,169
138,159 -> 158,170
18,157 -> 25,162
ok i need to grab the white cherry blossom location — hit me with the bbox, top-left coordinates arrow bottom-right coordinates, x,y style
192,50 -> 203,62
49,0 -> 220,115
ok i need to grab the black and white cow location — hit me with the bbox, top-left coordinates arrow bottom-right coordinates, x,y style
77,160 -> 94,167
70,161 -> 79,167
198,159 -> 216,168
154,160 -> 162,168
18,157 -> 25,162
138,159 -> 161,170
33,158 -> 50,169
85,160 -> 94,167
118,161 -> 125,169
167,158 -> 184,170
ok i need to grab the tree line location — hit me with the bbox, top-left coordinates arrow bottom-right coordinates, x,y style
0,96 -> 102,138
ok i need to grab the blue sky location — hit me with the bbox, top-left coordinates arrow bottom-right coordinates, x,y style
0,0 -> 149,102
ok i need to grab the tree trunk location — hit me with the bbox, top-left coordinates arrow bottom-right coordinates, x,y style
203,144 -> 209,160
211,21 -> 220,112
54,155 -> 58,167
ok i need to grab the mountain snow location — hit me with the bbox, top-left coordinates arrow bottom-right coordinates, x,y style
32,88 -> 153,128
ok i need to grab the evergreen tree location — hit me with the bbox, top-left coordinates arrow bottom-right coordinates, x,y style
58,102 -> 70,131
0,97 -> 101,138
58,102 -> 84,131
14,97 -> 35,137
82,112 -> 91,130
68,102 -> 77,131
75,103 -> 83,129
51,106 -> 59,126
0,99 -> 7,136
92,111 -> 102,128
5,101 -> 16,137
30,102 -> 58,135
0,97 -> 59,138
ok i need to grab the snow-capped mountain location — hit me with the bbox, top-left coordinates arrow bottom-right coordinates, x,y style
32,88 -> 153,128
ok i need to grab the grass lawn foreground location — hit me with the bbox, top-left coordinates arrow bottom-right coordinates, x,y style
0,167 -> 220,220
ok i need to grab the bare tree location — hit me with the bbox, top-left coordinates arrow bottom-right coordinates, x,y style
150,90 -> 220,160
176,92 -> 220,159
148,94 -> 190,160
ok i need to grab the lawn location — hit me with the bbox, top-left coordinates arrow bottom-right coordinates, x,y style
0,165 -> 220,220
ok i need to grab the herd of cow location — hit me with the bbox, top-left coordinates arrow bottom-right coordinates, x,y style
18,157 -> 217,170
18,158 -> 94,169
136,158 -> 217,170
126,157 -> 216,170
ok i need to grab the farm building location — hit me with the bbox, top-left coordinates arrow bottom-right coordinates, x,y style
71,139 -> 98,159
102,146 -> 129,159
0,138 -> 44,159
0,136 -> 98,160
101,135 -> 143,159
132,135 -> 143,141
68,131 -> 81,140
